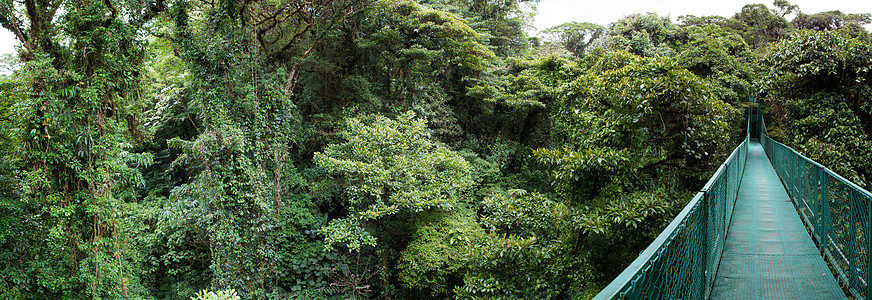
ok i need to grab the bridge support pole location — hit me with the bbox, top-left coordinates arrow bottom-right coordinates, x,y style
820,169 -> 830,256
702,191 -> 710,299
867,191 -> 871,300
850,190 -> 858,291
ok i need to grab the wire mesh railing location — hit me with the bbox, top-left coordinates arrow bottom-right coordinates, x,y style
757,109 -> 872,299
593,110 -> 751,299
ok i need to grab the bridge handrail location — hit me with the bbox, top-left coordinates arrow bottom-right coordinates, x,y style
593,110 -> 751,299
596,105 -> 872,299
758,110 -> 872,299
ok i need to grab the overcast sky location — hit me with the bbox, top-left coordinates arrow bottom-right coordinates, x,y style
1,29 -> 14,55
1,0 -> 870,56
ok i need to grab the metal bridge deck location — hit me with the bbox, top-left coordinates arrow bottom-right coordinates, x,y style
710,141 -> 846,299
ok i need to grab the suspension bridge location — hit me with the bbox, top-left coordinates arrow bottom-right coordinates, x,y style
594,107 -> 872,299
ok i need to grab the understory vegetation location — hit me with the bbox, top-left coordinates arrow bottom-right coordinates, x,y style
0,0 -> 870,298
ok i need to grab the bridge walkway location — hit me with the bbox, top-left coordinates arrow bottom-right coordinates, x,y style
711,141 -> 845,299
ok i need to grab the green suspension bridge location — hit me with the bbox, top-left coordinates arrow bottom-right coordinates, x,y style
594,106 -> 872,299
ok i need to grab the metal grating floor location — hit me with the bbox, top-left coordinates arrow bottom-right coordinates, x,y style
710,142 -> 846,299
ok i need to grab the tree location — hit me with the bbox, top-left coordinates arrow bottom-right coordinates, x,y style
136,0 -> 357,296
541,22 -> 606,57
464,55 -> 584,149
792,10 -> 871,41
763,30 -> 872,187
288,0 -> 495,145
675,24 -> 758,106
142,0 -> 494,296
537,49 -> 732,281
0,55 -> 24,299
727,3 -> 793,47
314,112 -> 474,294
455,189 -> 580,298
591,13 -> 681,57
772,0 -> 799,17
0,0 -> 167,296
792,11 -> 870,31
678,15 -> 731,27
315,112 -> 473,248
541,50 -> 732,203
420,0 -> 536,56
458,49 -> 734,297
397,209 -> 481,296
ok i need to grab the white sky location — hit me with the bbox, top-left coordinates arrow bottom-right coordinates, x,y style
1,30 -> 14,55
0,0 -> 870,56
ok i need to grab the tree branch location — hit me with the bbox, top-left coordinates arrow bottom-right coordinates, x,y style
638,152 -> 682,172
0,2 -> 29,45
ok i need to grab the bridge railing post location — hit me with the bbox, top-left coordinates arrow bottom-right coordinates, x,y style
850,190 -> 859,291
795,154 -> 802,204
822,172 -> 830,254
866,191 -> 871,300
815,168 -> 824,244
701,191 -> 709,299
863,190 -> 872,299
723,163 -> 729,243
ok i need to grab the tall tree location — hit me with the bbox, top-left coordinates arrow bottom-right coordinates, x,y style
791,10 -> 871,41
772,0 -> 799,17
792,10 -> 871,31
764,30 -> 872,187
137,0 -> 373,296
727,3 -> 793,47
675,24 -> 757,106
420,0 -> 535,56
0,0 -> 164,296
314,112 -> 476,296
541,22 -> 606,57
591,13 -> 681,57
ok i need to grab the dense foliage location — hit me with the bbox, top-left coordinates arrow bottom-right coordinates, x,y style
1,0 -> 870,298
763,30 -> 872,187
